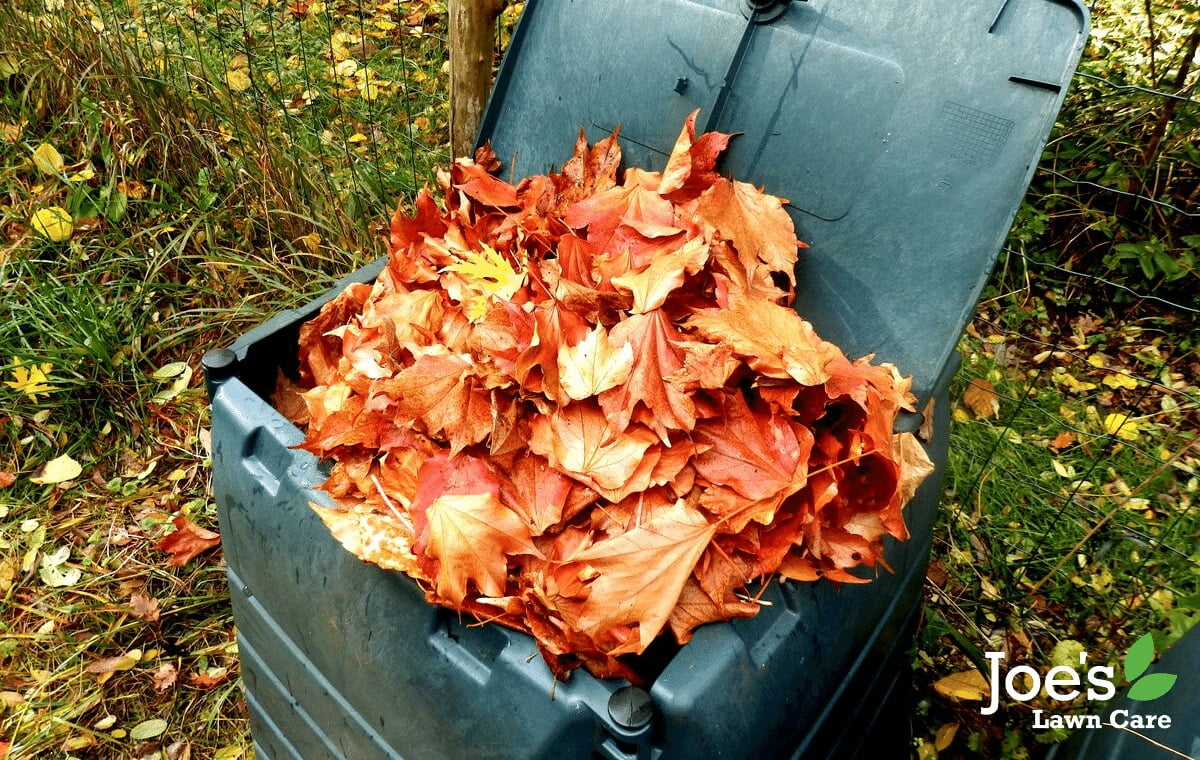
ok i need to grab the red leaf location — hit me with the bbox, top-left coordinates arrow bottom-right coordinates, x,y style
659,108 -> 732,201
155,516 -> 220,567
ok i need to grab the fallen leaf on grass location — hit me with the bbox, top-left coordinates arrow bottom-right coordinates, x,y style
224,66 -> 251,92
188,666 -> 230,689
1049,431 -> 1076,451
5,358 -> 56,401
30,454 -> 82,485
38,545 -> 81,587
0,559 -> 15,594
85,649 -> 142,674
152,663 -> 178,691
129,591 -> 162,622
962,378 -> 1000,419
0,53 -> 19,77
61,736 -> 96,752
31,142 -> 64,175
155,516 -> 221,567
86,649 -> 143,684
1102,372 -> 1139,390
1103,412 -> 1141,441
150,361 -> 194,404
30,206 -> 73,242
933,669 -> 990,701
935,722 -> 959,751
129,718 -> 168,741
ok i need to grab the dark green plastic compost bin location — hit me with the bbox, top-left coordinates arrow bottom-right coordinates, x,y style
205,1 -> 1089,757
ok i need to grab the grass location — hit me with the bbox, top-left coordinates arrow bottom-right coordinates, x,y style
913,297 -> 1199,756
1,0 -> 1197,758
0,0 -> 451,755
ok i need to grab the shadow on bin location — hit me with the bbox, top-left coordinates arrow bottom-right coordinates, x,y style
206,0 -> 1089,757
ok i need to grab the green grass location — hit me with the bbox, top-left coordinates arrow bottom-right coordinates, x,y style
914,302 -> 1199,758
0,0 -> 452,755
1,0 -> 1197,758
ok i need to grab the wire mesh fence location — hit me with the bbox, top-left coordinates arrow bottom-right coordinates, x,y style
930,0 -> 1198,700
14,0 -> 465,249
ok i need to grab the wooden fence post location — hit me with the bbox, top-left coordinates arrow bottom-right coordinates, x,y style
449,0 -> 505,159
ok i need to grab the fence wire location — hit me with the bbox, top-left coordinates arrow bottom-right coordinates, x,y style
78,0 -> 456,247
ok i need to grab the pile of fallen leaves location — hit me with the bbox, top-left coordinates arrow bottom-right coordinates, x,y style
279,111 -> 934,680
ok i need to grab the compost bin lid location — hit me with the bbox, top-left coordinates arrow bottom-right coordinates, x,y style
476,0 -> 1088,401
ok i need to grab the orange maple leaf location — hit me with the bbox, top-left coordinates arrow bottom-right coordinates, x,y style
696,175 -> 800,289
528,401 -> 659,498
561,499 -> 716,656
424,491 -> 540,604
599,310 -> 696,441
686,299 -> 842,386
381,352 -> 492,453
610,235 -> 710,314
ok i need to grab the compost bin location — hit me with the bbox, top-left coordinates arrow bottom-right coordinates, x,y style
205,0 -> 1089,757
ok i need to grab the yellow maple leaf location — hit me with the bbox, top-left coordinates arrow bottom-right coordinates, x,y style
442,244 -> 525,305
5,358 -> 55,401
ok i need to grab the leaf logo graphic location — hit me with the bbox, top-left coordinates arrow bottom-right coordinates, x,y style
1124,633 -> 1177,701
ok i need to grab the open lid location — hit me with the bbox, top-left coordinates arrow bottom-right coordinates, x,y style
477,0 -> 1088,401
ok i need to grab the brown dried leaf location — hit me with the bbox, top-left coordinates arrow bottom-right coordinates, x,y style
128,591 -> 161,623
152,662 -> 178,691
962,378 -> 1000,419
